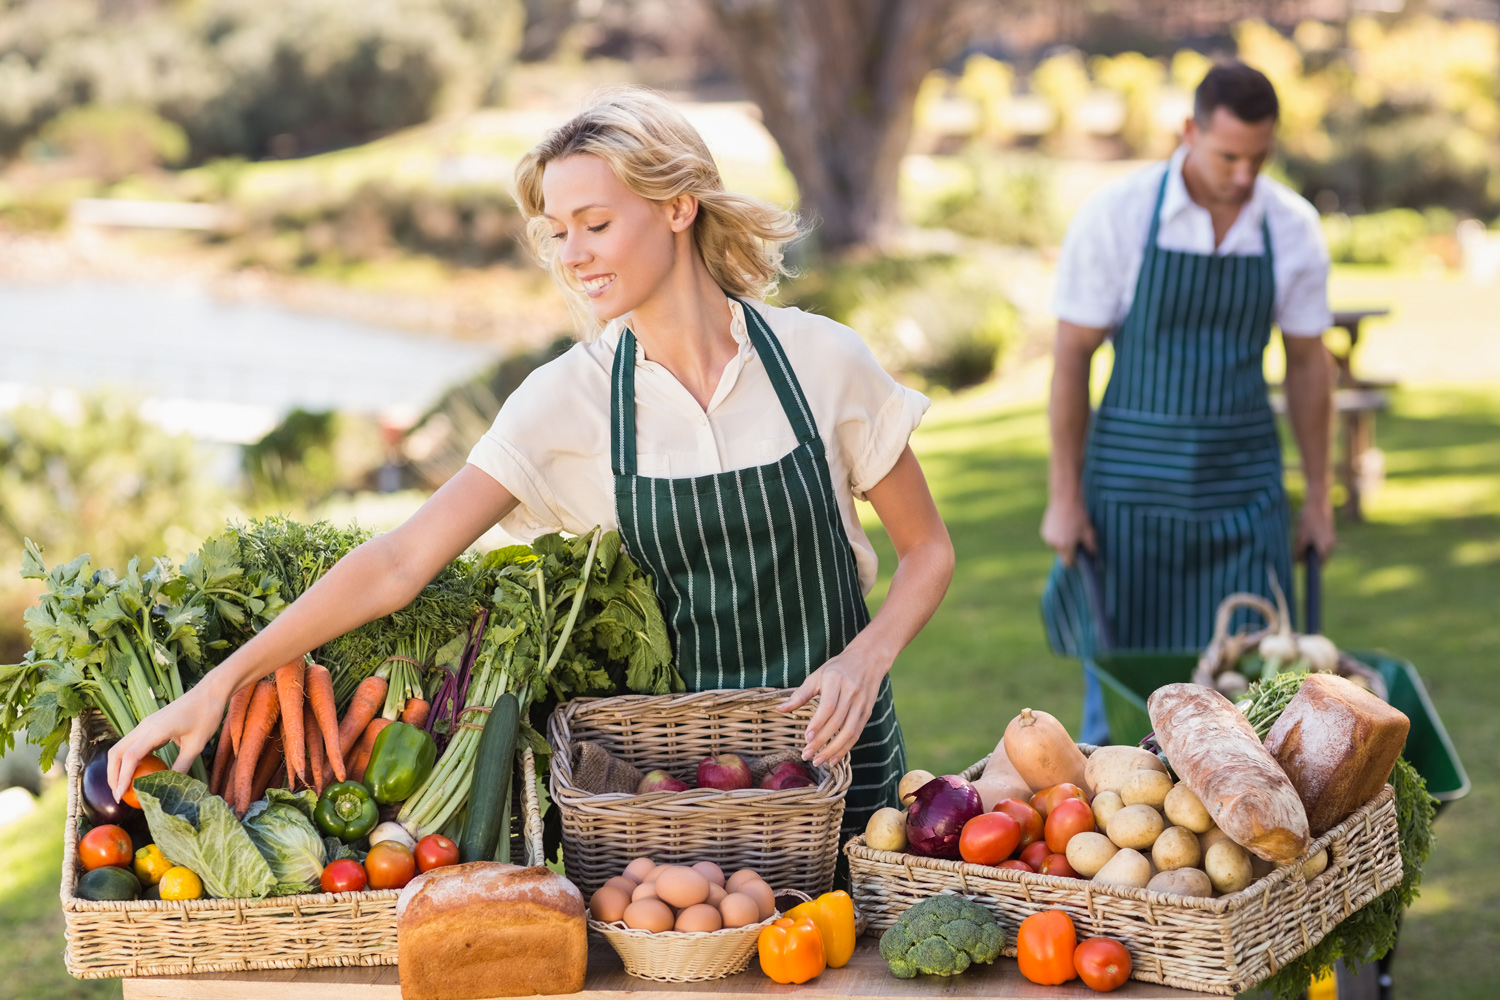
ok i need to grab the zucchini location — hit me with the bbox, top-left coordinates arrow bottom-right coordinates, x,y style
460,691 -> 519,864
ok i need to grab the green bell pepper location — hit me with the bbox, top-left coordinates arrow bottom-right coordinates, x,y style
364,722 -> 437,805
314,781 -> 380,841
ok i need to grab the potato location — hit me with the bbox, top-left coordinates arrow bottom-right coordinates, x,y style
1093,848 -> 1152,889
1064,832 -> 1119,877
1106,804 -> 1164,850
1084,746 -> 1169,795
1120,769 -> 1174,809
1204,840 -> 1254,895
864,807 -> 907,852
1163,783 -> 1213,834
1091,790 -> 1125,830
1198,825 -> 1231,855
1302,848 -> 1329,879
1147,868 -> 1214,898
1150,826 -> 1202,872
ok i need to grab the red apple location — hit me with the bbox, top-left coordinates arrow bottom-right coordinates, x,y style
760,761 -> 816,790
696,754 -> 753,790
637,769 -> 690,794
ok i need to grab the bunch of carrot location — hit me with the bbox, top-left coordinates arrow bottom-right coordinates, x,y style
208,657 -> 430,816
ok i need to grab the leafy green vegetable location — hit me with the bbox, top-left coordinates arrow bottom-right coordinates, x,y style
134,769 -> 276,900
244,788 -> 327,895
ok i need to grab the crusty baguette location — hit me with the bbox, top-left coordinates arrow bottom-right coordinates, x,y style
1264,673 -> 1410,835
1147,683 -> 1310,864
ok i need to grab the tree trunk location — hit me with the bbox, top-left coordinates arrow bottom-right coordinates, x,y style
703,0 -> 970,253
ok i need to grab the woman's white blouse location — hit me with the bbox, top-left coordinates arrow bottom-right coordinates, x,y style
467,298 -> 930,594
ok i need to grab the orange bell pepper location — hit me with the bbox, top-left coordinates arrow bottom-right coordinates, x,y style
758,916 -> 826,984
787,890 -> 856,968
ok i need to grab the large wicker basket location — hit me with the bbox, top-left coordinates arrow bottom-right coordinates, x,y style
548,688 -> 851,898
61,711 -> 544,980
846,752 -> 1404,996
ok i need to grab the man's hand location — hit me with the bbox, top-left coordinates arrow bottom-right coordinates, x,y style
1296,497 -> 1336,561
1041,497 -> 1097,566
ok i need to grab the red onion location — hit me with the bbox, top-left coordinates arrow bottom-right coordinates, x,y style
906,775 -> 983,858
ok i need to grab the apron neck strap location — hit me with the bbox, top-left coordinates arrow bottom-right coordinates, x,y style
609,298 -> 820,477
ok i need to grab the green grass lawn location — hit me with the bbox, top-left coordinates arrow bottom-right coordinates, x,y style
4,384 -> 1495,998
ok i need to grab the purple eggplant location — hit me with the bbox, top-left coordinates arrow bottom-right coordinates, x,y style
81,752 -> 138,825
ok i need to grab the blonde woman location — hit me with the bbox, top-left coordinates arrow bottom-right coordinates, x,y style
110,88 -> 953,842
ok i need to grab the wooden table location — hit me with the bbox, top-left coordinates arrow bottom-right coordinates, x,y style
123,939 -> 1221,1000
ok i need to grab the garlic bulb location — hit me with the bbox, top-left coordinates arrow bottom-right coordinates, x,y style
369,821 -> 417,850
1296,634 -> 1340,673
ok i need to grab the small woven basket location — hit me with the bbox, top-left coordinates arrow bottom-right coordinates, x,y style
61,711 -> 544,980
846,751 -> 1404,996
548,688 -> 851,898
589,910 -> 779,982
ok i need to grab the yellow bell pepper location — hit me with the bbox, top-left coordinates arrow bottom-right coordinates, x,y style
758,916 -> 826,984
787,890 -> 857,968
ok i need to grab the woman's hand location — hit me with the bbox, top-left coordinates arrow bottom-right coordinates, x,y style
777,643 -> 892,766
108,673 -> 232,802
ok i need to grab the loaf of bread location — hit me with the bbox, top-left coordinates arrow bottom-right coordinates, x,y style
1147,683 -> 1310,864
1264,673 -> 1410,835
397,862 -> 587,1000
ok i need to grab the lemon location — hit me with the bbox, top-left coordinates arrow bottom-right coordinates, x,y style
133,844 -> 173,887
159,866 -> 205,901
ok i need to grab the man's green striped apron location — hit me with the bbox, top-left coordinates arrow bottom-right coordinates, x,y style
611,298 -> 906,843
1044,169 -> 1293,661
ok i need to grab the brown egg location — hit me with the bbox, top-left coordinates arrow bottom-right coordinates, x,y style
725,869 -> 761,894
589,885 -> 631,923
738,877 -> 776,921
604,876 -> 638,897
623,857 -> 656,884
718,891 -> 760,929
642,864 -> 667,884
655,865 -> 711,908
674,903 -> 724,933
631,880 -> 660,903
622,898 -> 675,933
691,861 -> 726,887
706,883 -> 728,907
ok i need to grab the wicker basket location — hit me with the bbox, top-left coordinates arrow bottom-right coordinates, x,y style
846,753 -> 1404,996
61,710 -> 544,980
548,688 -> 851,898
589,910 -> 779,982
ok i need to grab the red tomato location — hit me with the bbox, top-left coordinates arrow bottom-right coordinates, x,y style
1074,937 -> 1132,992
1039,853 -> 1079,878
414,834 -> 460,873
321,859 -> 367,894
1019,840 -> 1051,870
1044,797 -> 1096,854
959,811 -> 1022,866
122,755 -> 167,809
998,860 -> 1033,872
78,824 -> 133,871
1036,782 -> 1088,818
365,841 -> 417,890
1016,910 -> 1077,986
993,798 -> 1045,849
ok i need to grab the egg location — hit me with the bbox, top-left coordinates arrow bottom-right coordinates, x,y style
622,898 -> 675,933
738,877 -> 776,921
706,883 -> 728,907
674,903 -> 723,933
631,880 -> 660,903
655,866 -> 711,908
725,869 -> 761,894
589,885 -> 631,923
604,876 -> 638,897
690,861 -> 725,887
718,891 -> 760,929
623,857 -> 656,884
642,865 -> 666,884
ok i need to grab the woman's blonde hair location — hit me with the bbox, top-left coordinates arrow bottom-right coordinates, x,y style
514,87 -> 800,334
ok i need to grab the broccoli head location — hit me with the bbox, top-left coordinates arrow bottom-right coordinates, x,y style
878,895 -> 1005,979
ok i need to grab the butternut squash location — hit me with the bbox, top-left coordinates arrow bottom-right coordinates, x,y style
1003,708 -> 1090,795
971,739 -> 1032,810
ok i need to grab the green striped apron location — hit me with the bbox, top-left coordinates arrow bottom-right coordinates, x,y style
611,298 -> 906,843
1044,169 -> 1293,656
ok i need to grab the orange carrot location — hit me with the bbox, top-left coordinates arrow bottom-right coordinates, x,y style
226,684 -> 253,757
399,697 -> 430,728
232,677 -> 281,816
249,731 -> 285,806
305,703 -> 327,795
348,717 -> 392,784
209,703 -> 237,796
305,662 -> 346,783
338,675 -> 388,758
275,660 -> 307,786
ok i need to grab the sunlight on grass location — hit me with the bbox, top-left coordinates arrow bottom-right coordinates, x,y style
1355,564 -> 1425,596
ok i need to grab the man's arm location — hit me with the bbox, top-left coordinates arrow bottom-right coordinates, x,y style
1282,332 -> 1336,559
1042,320 -> 1109,565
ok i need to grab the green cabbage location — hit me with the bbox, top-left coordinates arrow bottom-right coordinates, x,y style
244,788 -> 327,895
135,770 -> 276,900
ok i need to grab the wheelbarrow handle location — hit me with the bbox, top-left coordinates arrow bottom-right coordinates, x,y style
1075,548 -> 1116,655
1303,546 -> 1322,635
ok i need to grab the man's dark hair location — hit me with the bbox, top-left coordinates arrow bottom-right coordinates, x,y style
1194,61 -> 1279,125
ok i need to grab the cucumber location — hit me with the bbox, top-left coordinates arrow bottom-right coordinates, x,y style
459,691 -> 519,864
76,865 -> 142,901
